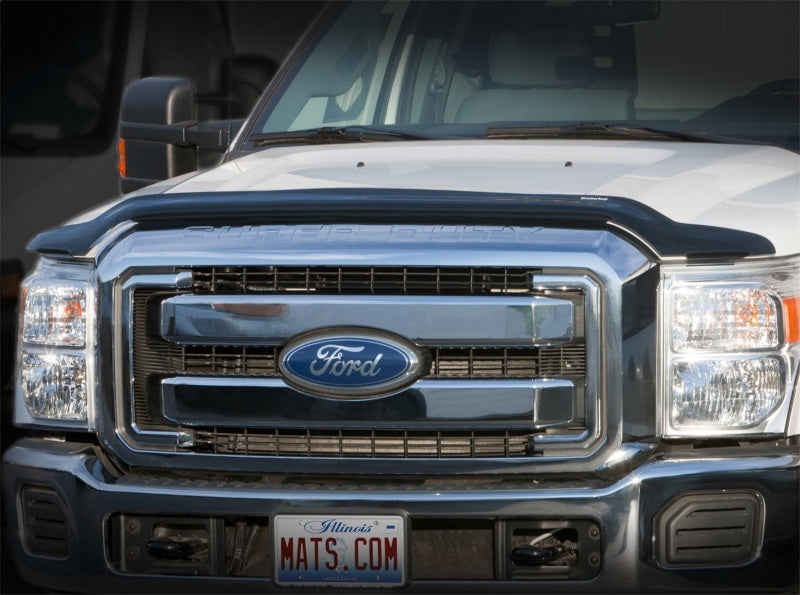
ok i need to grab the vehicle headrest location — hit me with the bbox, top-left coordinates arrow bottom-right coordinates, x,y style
488,30 -> 593,87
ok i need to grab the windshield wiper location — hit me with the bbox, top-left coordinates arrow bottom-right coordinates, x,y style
250,126 -> 439,147
487,122 -> 753,144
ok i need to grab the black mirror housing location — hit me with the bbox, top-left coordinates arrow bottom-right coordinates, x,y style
119,77 -> 240,194
120,77 -> 199,193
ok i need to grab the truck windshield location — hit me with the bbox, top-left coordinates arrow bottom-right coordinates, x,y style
252,1 -> 799,151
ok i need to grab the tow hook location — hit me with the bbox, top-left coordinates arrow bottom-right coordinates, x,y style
146,538 -> 205,560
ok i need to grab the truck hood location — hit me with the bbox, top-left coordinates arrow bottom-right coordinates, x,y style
162,140 -> 799,256
69,140 -> 799,257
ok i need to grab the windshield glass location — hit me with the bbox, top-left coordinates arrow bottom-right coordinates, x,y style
252,1 -> 799,150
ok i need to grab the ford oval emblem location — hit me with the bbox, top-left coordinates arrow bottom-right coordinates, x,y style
279,328 -> 423,398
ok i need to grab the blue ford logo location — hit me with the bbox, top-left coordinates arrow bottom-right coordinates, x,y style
280,328 -> 422,398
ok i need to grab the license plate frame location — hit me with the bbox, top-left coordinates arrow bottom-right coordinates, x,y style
272,513 -> 407,588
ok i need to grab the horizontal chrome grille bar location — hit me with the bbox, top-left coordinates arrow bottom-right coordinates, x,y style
161,378 -> 579,429
160,295 -> 575,346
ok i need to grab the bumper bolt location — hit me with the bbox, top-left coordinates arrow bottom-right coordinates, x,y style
126,519 -> 141,534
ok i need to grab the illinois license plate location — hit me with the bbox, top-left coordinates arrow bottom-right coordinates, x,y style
274,514 -> 406,588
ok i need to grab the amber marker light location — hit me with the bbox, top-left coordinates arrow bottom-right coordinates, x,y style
117,138 -> 127,178
785,296 -> 800,343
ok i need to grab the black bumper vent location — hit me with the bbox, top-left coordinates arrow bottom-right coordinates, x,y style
21,486 -> 69,558
655,491 -> 764,568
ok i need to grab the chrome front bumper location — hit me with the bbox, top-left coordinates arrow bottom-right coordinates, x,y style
3,438 -> 798,594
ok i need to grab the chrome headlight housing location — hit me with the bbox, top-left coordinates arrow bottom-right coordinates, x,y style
16,259 -> 96,429
660,256 -> 800,438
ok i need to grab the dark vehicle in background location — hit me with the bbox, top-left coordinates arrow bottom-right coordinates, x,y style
1,0 -> 321,386
3,1 -> 799,593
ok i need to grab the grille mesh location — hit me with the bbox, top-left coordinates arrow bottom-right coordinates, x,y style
429,346 -> 585,378
187,427 -> 532,458
192,266 -> 536,295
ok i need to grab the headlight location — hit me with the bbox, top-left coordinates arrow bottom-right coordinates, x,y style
661,257 -> 799,437
671,286 -> 780,352
671,356 -> 785,428
16,260 -> 95,429
23,285 -> 86,346
21,352 -> 88,420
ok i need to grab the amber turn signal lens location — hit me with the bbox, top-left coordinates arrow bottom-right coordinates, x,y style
117,138 -> 126,178
785,296 -> 800,343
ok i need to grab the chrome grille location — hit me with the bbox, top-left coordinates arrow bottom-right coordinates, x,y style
109,225 -> 643,472
129,265 -> 591,458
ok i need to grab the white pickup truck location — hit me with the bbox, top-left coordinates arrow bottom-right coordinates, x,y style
4,1 -> 798,593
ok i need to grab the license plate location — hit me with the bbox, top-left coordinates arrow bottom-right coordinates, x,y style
274,514 -> 406,587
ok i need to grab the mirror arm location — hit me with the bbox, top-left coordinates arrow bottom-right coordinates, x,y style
120,121 -> 229,153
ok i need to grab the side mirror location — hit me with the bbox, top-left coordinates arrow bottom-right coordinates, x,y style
119,77 -> 237,193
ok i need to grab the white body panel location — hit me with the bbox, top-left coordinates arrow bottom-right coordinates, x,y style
112,140 -> 800,256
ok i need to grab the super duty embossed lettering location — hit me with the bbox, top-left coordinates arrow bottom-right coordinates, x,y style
182,225 -> 542,243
